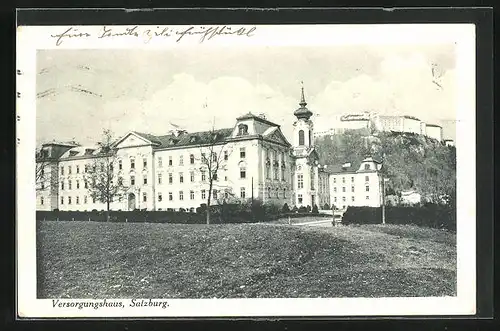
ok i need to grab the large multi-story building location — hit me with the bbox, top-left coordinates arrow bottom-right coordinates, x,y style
313,112 -> 371,138
315,113 -> 446,143
327,157 -> 383,209
374,115 -> 422,135
425,124 -> 443,142
36,87 -> 334,212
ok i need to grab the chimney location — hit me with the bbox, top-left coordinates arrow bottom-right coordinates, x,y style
342,162 -> 351,169
258,113 -> 267,120
172,129 -> 187,137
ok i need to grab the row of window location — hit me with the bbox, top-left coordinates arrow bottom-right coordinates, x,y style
158,170 -> 228,185
332,175 -> 371,184
333,196 -> 370,203
264,149 -> 287,162
296,171 -> 318,190
264,149 -> 288,181
60,177 -> 127,190
60,163 -> 116,175
58,148 -> 246,176
332,185 -> 371,193
58,168 -> 254,191
158,187 -> 246,202
55,195 -> 96,205
265,165 -> 286,181
41,186 -> 287,206
266,187 -> 287,199
157,149 -> 244,168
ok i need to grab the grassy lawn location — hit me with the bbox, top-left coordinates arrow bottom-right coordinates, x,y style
37,221 -> 456,299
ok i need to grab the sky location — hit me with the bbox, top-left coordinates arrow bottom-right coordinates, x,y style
36,44 -> 457,146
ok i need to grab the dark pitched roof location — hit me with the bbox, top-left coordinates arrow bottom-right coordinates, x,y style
41,141 -> 80,147
236,112 -> 280,127
402,115 -> 421,121
325,157 -> 381,174
326,163 -> 359,174
135,128 -> 234,150
132,131 -> 163,145
426,124 -> 442,128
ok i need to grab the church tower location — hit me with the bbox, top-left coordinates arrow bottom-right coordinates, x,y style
293,84 -> 314,152
292,83 -> 320,208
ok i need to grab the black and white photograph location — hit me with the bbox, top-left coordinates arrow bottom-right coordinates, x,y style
16,21 -> 477,318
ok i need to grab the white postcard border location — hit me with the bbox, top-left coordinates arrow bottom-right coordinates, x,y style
16,23 -> 476,318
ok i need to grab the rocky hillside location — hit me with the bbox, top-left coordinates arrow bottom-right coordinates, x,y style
315,130 -> 456,205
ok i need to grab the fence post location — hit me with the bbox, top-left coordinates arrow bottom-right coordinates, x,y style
57,217 -> 59,222
72,217 -> 74,221
126,218 -> 128,223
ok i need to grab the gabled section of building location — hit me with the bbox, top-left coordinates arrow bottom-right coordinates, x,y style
327,156 -> 383,209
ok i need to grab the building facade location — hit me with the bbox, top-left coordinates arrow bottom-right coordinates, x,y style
328,157 -> 383,210
443,139 -> 455,147
425,124 -> 443,142
36,87 -> 333,212
315,113 -> 446,143
313,112 -> 371,139
290,87 -> 330,208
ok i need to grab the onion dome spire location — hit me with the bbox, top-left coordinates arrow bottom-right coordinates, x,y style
294,81 -> 313,120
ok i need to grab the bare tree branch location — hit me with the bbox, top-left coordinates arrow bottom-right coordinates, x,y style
196,127 -> 232,225
83,129 -> 128,221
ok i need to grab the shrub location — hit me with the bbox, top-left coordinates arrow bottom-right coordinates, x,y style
312,204 -> 319,214
322,203 -> 330,210
306,205 -> 311,213
342,205 -> 456,231
196,204 -> 207,214
291,206 -> 298,213
264,203 -> 281,216
36,199 -> 334,225
282,203 -> 290,213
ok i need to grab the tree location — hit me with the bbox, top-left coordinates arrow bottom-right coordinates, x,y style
198,127 -> 232,225
315,130 -> 456,207
84,129 -> 128,221
213,188 -> 241,223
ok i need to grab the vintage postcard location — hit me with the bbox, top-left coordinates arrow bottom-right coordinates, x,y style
16,22 -> 476,318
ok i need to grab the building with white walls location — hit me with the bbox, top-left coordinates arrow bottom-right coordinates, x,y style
443,139 -> 455,147
36,87 -> 332,212
327,157 -> 383,209
315,113 -> 447,143
425,124 -> 443,142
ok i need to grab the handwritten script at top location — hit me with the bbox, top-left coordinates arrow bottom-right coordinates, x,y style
50,25 -> 257,46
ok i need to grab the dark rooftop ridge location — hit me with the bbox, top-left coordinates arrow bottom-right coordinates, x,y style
236,112 -> 280,127
402,115 -> 421,121
133,128 -> 234,150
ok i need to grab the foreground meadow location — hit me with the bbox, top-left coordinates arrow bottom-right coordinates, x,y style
37,221 -> 456,298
